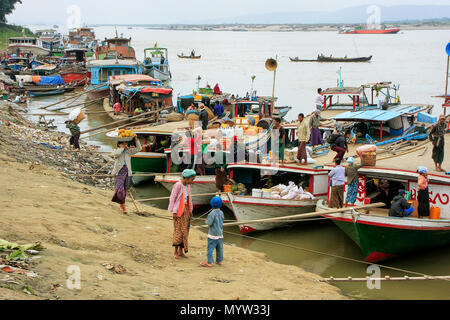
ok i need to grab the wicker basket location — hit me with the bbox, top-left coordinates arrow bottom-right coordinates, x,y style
74,110 -> 85,124
360,151 -> 377,166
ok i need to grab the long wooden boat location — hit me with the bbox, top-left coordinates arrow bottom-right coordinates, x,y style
221,193 -> 318,234
290,56 -> 372,63
339,29 -> 400,34
314,134 -> 450,263
221,162 -> 329,234
177,54 -> 201,60
29,89 -> 66,97
317,200 -> 450,263
60,70 -> 88,86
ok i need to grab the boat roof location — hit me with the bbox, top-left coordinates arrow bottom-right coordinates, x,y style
322,87 -> 362,95
145,47 -> 168,51
34,64 -> 57,71
332,109 -> 402,122
86,59 -> 141,67
332,105 -> 431,122
133,121 -> 191,135
119,86 -> 173,95
109,74 -> 160,85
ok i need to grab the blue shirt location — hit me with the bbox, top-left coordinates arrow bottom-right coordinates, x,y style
329,165 -> 345,187
213,104 -> 224,116
206,209 -> 224,237
184,185 -> 188,202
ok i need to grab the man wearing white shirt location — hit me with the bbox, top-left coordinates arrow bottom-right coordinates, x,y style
315,88 -> 324,111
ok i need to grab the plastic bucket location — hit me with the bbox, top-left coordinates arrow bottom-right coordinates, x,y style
430,207 -> 441,220
252,189 -> 262,198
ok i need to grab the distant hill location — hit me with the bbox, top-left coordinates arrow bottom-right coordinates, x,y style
0,24 -> 35,50
191,5 -> 450,25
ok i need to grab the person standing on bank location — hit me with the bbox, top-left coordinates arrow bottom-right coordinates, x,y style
168,169 -> 196,259
328,158 -> 346,209
296,113 -> 310,166
199,104 -> 209,130
345,157 -> 361,206
429,115 -> 447,172
310,110 -> 325,147
201,196 -> 225,268
417,166 -> 430,219
274,118 -> 286,165
65,120 -> 81,151
315,88 -> 325,111
111,135 -> 142,215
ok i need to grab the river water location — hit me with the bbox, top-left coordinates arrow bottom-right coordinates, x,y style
24,26 -> 450,299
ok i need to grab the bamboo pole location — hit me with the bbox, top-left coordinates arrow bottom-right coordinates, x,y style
323,275 -> 450,282
80,110 -> 156,135
136,191 -> 223,202
80,116 -> 157,140
195,203 -> 386,229
50,97 -> 105,112
63,172 -> 182,178
39,84 -> 105,110
26,110 -> 115,116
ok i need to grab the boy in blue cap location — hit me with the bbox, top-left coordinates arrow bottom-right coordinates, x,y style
201,196 -> 225,268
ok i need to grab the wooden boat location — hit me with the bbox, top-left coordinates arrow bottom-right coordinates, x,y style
60,70 -> 88,86
290,55 -> 372,63
143,48 -> 171,82
86,59 -> 143,102
177,54 -> 201,60
317,200 -> 450,263
221,162 -> 329,233
339,28 -> 400,34
29,89 -> 66,97
95,36 -> 136,60
310,133 -> 450,263
222,193 -> 319,234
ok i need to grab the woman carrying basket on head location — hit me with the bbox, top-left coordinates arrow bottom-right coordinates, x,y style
111,134 -> 142,215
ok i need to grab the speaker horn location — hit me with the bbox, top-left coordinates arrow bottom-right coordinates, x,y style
265,58 -> 278,71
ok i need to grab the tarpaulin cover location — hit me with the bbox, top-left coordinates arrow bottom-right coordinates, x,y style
34,75 -> 65,86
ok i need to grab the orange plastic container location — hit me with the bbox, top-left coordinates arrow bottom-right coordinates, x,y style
223,185 -> 232,193
430,207 -> 441,220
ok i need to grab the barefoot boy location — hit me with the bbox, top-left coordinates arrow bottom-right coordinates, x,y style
201,196 -> 224,268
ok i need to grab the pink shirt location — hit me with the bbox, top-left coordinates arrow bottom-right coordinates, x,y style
113,102 -> 122,113
168,181 -> 193,214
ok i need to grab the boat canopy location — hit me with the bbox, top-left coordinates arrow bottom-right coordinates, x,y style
331,109 -> 402,122
119,86 -> 173,95
109,74 -> 161,86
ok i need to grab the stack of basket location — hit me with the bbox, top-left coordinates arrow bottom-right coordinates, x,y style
356,145 -> 377,166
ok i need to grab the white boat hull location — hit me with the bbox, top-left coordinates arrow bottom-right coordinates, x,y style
147,67 -> 171,82
221,193 -> 318,234
155,174 -> 217,206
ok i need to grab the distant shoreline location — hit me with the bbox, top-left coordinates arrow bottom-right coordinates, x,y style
88,23 -> 450,32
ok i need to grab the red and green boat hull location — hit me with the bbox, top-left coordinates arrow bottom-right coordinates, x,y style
316,198 -> 450,263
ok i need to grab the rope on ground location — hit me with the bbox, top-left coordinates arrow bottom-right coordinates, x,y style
143,210 -> 449,281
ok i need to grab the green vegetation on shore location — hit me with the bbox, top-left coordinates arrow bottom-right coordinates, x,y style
0,24 -> 35,50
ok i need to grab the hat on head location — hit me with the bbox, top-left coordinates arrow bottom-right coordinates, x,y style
398,189 -> 406,195
210,196 -> 223,209
182,169 -> 197,179
417,166 -> 428,174
347,157 -> 354,164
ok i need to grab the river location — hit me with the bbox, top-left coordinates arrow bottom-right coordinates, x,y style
24,26 -> 450,299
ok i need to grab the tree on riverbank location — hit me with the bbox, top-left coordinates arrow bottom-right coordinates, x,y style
0,0 -> 22,24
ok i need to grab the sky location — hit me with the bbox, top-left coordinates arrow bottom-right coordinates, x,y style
7,0 -> 450,26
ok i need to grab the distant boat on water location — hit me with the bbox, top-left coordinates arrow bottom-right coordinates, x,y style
339,28 -> 400,34
290,54 -> 372,63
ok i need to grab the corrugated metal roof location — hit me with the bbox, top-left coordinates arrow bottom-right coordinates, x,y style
332,109 -> 402,122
